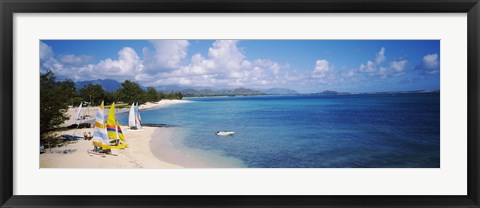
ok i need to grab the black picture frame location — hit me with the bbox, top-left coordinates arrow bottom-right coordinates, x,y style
1,0 -> 479,207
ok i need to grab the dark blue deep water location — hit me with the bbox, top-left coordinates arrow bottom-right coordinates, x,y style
120,93 -> 440,168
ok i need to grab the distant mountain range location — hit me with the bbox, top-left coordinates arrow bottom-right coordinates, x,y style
263,88 -> 300,95
154,85 -> 187,92
162,87 -> 299,96
74,79 -> 437,97
178,88 -> 266,97
310,90 -> 351,95
74,79 -> 299,96
310,90 -> 440,95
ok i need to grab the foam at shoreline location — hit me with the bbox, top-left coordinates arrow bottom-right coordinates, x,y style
150,127 -> 246,168
41,99 -> 245,168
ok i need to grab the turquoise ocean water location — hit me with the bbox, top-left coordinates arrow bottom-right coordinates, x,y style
119,93 -> 440,168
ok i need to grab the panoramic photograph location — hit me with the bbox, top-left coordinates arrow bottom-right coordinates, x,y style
39,40 -> 440,168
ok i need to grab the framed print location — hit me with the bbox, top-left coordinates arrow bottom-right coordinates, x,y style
1,0 -> 479,207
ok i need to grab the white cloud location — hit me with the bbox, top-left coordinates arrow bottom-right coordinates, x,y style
143,40 -> 189,73
422,53 -> 439,71
41,44 -> 143,81
42,58 -> 96,81
94,47 -> 143,78
40,42 -> 95,79
41,56 -> 63,74
378,67 -> 388,78
390,60 -> 407,73
345,69 -> 356,78
359,47 -> 387,73
140,40 -> 287,89
167,54 -> 215,77
59,54 -> 93,66
312,60 -> 331,78
40,40 -> 293,89
285,70 -> 307,82
40,41 -> 53,61
357,47 -> 410,78
253,59 -> 281,77
359,60 -> 377,73
375,47 -> 386,64
208,40 -> 245,70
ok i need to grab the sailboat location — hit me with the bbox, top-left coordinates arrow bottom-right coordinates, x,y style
106,102 -> 128,149
135,102 -> 142,128
128,102 -> 142,130
76,102 -> 83,120
70,101 -> 90,137
91,101 -> 112,154
216,131 -> 235,136
83,101 -> 91,118
128,103 -> 137,129
71,102 -> 84,136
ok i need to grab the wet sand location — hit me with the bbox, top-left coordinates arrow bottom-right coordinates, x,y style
40,126 -> 183,168
40,100 -> 191,168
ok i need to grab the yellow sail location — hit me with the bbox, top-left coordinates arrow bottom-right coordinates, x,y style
106,102 -> 128,149
109,119 -> 128,149
116,119 -> 126,142
106,102 -> 117,140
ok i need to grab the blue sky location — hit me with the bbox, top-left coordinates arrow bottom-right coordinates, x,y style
40,40 -> 440,93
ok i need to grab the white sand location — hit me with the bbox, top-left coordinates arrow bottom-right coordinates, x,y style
63,99 -> 191,127
40,127 -> 182,168
40,99 -> 191,168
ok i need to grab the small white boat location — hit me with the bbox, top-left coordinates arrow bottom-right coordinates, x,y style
216,131 -> 235,136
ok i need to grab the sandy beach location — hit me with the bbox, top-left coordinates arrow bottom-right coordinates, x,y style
40,99 -> 192,168
62,99 -> 190,127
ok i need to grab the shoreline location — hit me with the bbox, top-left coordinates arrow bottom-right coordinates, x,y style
149,127 -> 246,168
40,126 -> 182,168
40,99 -> 197,168
63,99 -> 191,127
148,127 -> 208,168
41,98 -> 246,168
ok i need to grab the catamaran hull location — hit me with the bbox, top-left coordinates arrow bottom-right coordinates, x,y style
109,144 -> 128,149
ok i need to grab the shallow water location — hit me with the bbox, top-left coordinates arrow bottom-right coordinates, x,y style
119,93 -> 440,168
148,127 -> 246,168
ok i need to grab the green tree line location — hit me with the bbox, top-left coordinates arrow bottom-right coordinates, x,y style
40,71 -> 183,138
75,80 -> 183,106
